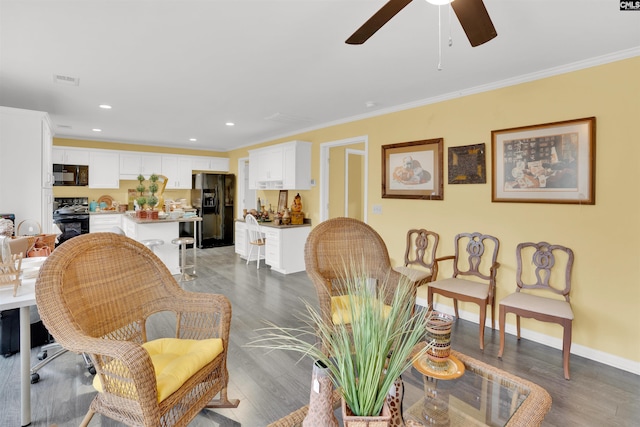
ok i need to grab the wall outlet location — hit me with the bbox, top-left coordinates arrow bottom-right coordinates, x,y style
372,204 -> 382,214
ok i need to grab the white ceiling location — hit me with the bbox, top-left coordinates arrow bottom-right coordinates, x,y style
1,0 -> 639,152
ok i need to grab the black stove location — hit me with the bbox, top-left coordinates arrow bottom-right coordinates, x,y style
53,197 -> 89,245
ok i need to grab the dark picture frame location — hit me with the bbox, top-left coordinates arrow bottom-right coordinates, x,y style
277,190 -> 288,213
382,138 -> 443,200
448,143 -> 486,184
491,117 -> 596,204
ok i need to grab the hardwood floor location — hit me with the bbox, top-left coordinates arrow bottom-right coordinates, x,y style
0,245 -> 638,426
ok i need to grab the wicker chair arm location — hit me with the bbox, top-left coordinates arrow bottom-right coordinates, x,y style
76,336 -> 160,411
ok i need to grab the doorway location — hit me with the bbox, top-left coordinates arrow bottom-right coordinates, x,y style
237,157 -> 255,218
320,136 -> 368,222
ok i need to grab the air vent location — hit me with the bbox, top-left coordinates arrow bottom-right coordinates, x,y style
53,74 -> 80,86
57,124 -> 72,129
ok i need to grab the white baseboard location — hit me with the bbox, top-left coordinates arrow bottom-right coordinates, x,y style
417,299 -> 640,375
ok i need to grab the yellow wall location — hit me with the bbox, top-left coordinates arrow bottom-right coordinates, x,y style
227,57 -> 640,367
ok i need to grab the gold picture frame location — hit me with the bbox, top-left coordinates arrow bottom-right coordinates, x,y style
382,138 -> 443,200
277,190 -> 288,213
491,117 -> 596,204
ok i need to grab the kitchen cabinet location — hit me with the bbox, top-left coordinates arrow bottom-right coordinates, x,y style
0,107 -> 54,233
248,141 -> 311,190
191,156 -> 229,172
161,155 -> 192,189
262,224 -> 310,274
52,147 -> 90,165
234,220 -> 310,274
89,213 -> 123,233
89,150 -> 120,188
119,152 -> 162,180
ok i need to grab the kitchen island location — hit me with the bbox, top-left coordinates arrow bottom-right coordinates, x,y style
122,215 -> 202,275
234,219 -> 311,274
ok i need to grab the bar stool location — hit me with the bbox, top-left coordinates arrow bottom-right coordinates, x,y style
171,237 -> 196,282
141,239 -> 164,255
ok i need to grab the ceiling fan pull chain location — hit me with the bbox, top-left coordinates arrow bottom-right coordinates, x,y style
437,5 -> 443,71
448,3 -> 453,47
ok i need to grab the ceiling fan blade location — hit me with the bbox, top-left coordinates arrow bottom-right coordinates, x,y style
451,0 -> 497,47
346,0 -> 414,45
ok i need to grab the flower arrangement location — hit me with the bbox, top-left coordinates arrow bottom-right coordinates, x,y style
248,258 -> 431,417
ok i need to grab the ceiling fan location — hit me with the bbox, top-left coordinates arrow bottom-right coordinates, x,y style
346,0 -> 497,47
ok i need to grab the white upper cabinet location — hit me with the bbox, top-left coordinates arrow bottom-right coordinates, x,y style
248,141 -> 311,190
89,150 -> 120,188
191,156 -> 230,172
52,147 -> 90,165
119,152 -> 162,180
161,155 -> 193,189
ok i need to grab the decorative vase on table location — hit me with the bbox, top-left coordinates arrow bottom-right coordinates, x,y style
386,376 -> 404,427
302,360 -> 338,427
425,311 -> 454,371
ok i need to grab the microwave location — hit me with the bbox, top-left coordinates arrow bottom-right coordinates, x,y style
53,164 -> 89,186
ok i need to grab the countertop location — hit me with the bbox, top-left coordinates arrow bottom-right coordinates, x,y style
124,215 -> 202,224
235,218 -> 311,228
89,210 -> 124,215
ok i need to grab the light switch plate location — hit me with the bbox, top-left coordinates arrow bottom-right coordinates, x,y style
372,204 -> 382,214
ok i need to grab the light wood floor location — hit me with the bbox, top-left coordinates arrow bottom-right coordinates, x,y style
0,245 -> 638,426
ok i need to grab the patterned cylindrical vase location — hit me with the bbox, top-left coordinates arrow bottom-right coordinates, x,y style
303,360 -> 338,427
425,311 -> 454,371
386,375 -> 404,427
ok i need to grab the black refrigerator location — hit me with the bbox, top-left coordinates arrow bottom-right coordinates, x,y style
190,173 -> 235,248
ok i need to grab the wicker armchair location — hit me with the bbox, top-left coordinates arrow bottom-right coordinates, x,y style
35,233 -> 238,427
304,217 -> 406,330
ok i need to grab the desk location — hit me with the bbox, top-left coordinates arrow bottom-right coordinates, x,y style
269,350 -> 551,427
0,278 -> 36,426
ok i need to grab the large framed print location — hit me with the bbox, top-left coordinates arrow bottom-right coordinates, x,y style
382,138 -> 443,200
491,117 -> 595,204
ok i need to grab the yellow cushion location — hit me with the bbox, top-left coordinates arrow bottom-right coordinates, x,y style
331,295 -> 392,325
93,337 -> 223,402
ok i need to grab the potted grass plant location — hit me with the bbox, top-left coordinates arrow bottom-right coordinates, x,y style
249,259 -> 432,425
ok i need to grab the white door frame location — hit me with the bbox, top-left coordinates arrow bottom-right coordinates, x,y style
237,157 -> 255,219
320,135 -> 368,223
344,148 -> 365,218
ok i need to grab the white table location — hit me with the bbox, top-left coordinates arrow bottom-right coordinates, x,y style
0,278 -> 36,426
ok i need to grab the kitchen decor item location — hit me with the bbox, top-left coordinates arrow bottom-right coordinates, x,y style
97,195 -> 114,209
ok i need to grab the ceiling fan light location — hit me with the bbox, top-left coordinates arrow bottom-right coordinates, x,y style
425,0 -> 453,5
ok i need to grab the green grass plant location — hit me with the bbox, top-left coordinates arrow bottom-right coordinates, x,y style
248,257 -> 431,416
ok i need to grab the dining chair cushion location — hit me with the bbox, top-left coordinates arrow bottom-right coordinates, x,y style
428,277 -> 490,300
394,266 -> 432,284
331,295 -> 392,325
93,337 -> 224,403
500,292 -> 574,320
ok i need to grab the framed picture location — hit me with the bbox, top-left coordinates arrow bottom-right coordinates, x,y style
277,190 -> 288,213
448,143 -> 486,184
382,138 -> 443,200
492,117 -> 596,204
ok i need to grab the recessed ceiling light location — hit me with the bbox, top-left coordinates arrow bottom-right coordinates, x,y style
99,104 -> 112,109
225,122 -> 235,126
189,138 -> 197,142
92,128 -> 102,132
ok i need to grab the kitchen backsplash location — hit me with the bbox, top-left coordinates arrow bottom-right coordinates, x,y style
53,180 -> 192,209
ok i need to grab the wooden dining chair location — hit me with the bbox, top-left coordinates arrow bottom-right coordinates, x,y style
394,228 -> 439,303
427,232 -> 500,350
499,241 -> 575,380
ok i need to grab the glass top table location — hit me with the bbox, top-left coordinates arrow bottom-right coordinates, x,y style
269,350 -> 551,427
